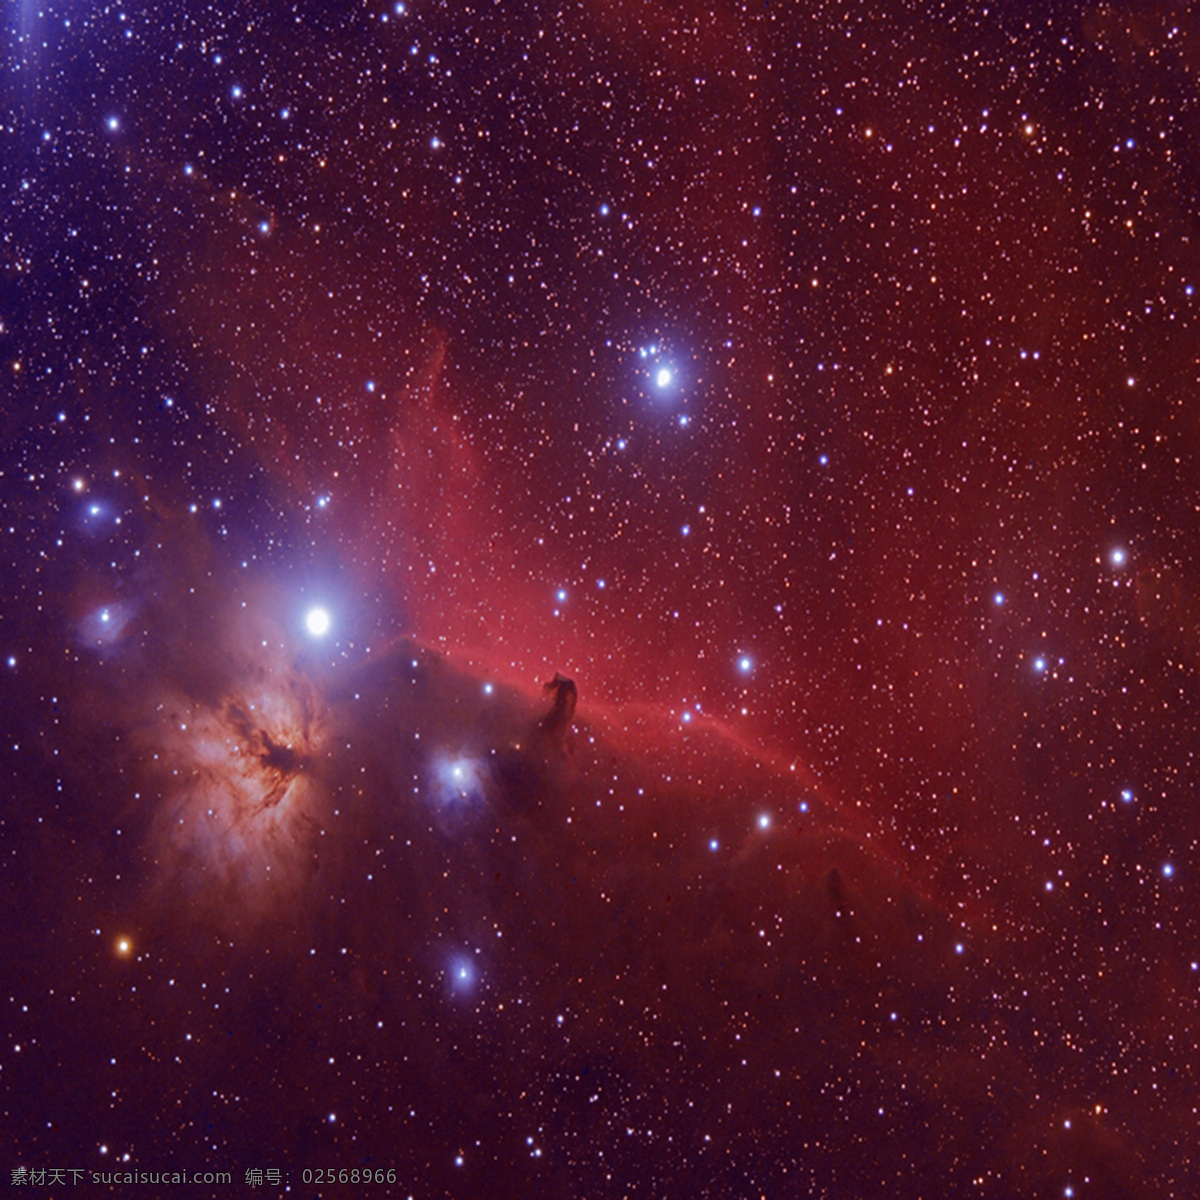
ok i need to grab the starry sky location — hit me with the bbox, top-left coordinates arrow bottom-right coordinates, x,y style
2,1 -> 1199,1196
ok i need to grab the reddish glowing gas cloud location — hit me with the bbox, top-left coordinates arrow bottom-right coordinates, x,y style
142,655 -> 329,906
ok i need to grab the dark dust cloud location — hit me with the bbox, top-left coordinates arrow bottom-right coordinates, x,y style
2,1 -> 1198,1197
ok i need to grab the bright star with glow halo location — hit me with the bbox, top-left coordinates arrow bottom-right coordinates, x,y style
305,607 -> 331,637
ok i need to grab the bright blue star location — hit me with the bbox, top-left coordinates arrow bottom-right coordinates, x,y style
431,752 -> 488,807
81,600 -> 134,647
305,607 -> 331,637
448,955 -> 476,994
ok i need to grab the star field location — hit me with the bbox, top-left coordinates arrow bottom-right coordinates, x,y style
2,1 -> 1199,1197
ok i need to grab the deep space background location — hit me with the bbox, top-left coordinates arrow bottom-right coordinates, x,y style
2,0 -> 1199,1196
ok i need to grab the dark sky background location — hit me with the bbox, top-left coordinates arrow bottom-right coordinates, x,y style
2,1 -> 1199,1196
